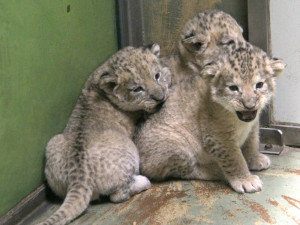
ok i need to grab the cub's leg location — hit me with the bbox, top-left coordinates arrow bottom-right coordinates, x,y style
137,131 -> 221,181
110,175 -> 151,203
203,134 -> 262,193
44,134 -> 69,198
90,131 -> 151,203
242,122 -> 271,171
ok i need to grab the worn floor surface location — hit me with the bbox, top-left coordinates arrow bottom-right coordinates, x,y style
21,147 -> 300,225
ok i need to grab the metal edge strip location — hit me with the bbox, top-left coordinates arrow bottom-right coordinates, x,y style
248,0 -> 271,127
117,0 -> 145,48
0,185 -> 46,225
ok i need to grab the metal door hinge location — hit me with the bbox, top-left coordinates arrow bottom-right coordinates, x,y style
259,127 -> 284,155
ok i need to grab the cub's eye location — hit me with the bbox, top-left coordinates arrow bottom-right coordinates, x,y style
133,87 -> 144,93
226,40 -> 234,45
256,82 -> 264,89
194,42 -> 202,50
108,82 -> 117,90
154,73 -> 160,80
229,85 -> 239,92
184,32 -> 194,40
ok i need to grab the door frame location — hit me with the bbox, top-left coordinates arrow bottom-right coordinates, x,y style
248,0 -> 300,147
117,0 -> 144,48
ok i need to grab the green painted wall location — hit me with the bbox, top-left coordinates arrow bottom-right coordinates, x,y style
0,0 -> 117,217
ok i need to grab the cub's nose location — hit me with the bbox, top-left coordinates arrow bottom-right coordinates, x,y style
242,100 -> 256,110
150,89 -> 165,102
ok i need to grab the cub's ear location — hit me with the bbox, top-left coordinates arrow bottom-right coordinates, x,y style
181,32 -> 207,53
161,67 -> 172,86
220,35 -> 235,45
145,43 -> 160,57
99,72 -> 118,93
162,67 -> 171,77
238,24 -> 243,34
200,62 -> 219,79
269,58 -> 286,77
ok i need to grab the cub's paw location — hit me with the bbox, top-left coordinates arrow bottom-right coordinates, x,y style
229,175 -> 262,193
131,175 -> 151,194
247,153 -> 271,171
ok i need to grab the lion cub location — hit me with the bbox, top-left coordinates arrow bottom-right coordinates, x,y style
162,9 -> 245,85
38,45 -> 171,225
135,42 -> 285,193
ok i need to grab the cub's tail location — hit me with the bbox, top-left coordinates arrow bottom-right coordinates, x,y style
36,184 -> 92,225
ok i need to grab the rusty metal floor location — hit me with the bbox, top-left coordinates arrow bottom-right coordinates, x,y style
21,147 -> 300,225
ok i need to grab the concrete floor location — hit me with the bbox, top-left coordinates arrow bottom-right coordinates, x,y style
22,147 -> 300,225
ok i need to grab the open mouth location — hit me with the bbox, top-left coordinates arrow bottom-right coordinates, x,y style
236,110 -> 257,122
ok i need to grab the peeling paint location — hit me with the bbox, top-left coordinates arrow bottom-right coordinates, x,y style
267,197 -> 300,225
282,195 -> 300,209
268,198 -> 279,207
284,169 -> 300,176
260,172 -> 298,178
118,183 -> 189,225
254,221 -> 263,225
238,196 -> 276,224
225,209 -> 236,218
24,146 -> 300,225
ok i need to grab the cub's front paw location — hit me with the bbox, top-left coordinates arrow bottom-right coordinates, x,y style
229,175 -> 262,193
247,153 -> 271,171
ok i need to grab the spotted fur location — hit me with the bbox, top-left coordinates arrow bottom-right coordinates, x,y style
135,42 -> 285,193
37,44 -> 171,225
162,9 -> 245,85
